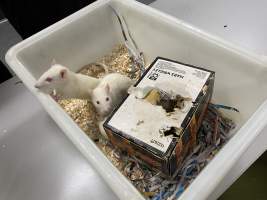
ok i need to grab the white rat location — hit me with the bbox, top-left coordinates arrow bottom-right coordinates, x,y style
91,73 -> 134,117
35,63 -> 105,99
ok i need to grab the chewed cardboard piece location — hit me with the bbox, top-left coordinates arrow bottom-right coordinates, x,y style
128,86 -> 192,138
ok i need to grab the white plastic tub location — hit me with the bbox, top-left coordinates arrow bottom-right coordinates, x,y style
5,0 -> 267,199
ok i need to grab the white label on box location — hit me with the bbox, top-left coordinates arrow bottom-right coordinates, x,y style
107,59 -> 211,153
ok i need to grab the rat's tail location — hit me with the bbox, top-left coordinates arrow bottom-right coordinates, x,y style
93,62 -> 110,74
78,62 -> 110,74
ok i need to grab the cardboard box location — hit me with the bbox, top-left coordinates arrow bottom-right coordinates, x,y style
104,57 -> 215,177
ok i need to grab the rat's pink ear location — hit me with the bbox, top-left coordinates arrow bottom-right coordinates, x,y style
51,59 -> 57,66
105,84 -> 110,93
59,69 -> 67,79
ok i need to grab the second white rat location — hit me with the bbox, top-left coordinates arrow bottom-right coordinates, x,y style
91,73 -> 134,117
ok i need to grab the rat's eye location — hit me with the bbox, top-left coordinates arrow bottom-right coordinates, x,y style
45,77 -> 53,82
96,101 -> 100,105
106,97 -> 110,102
